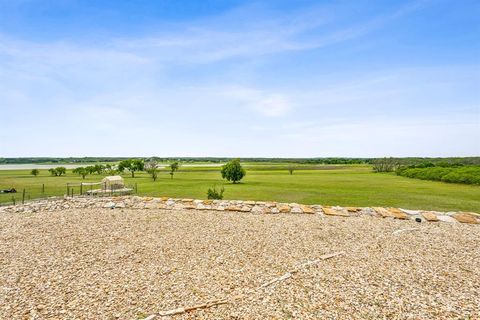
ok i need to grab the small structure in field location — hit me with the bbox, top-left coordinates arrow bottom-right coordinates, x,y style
69,175 -> 134,196
102,175 -> 125,190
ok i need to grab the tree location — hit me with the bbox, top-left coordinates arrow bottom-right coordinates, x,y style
73,167 -> 89,179
104,163 -> 117,175
221,158 -> 246,183
48,167 -> 66,176
372,157 -> 398,172
287,165 -> 296,175
56,167 -> 67,176
169,162 -> 179,179
118,159 -> 144,178
92,164 -> 105,174
31,169 -> 40,177
145,160 -> 160,181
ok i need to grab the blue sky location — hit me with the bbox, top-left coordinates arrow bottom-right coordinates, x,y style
0,0 -> 479,157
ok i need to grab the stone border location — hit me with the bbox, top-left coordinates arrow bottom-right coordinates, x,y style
1,196 -> 479,225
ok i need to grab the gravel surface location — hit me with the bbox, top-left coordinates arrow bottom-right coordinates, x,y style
0,208 -> 479,319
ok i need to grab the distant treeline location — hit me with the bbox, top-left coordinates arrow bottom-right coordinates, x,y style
1,157 -> 479,165
0,157 -> 127,164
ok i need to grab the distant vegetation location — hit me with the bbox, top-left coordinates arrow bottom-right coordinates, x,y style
396,162 -> 480,185
2,156 -> 479,166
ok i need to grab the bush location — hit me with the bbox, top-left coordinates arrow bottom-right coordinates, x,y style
221,159 -> 246,183
396,165 -> 480,185
30,169 -> 40,176
207,185 -> 224,199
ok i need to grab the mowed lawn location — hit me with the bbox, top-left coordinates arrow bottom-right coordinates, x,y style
1,165 -> 480,212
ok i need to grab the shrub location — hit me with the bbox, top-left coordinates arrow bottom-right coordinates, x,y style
30,169 -> 40,176
221,159 -> 246,183
396,165 -> 480,185
207,185 -> 224,199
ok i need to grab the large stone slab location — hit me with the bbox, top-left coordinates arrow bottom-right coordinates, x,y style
422,211 -> 439,222
453,212 -> 480,224
373,207 -> 408,220
323,207 -> 350,217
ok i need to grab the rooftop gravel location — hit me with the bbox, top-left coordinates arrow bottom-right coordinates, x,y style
0,208 -> 479,319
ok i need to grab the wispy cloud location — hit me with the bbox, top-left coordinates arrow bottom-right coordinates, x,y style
0,0 -> 478,157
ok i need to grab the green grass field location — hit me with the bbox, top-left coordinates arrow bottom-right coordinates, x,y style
1,164 -> 480,212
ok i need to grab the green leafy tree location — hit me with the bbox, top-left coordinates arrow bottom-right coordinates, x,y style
118,159 -> 144,178
56,167 -> 67,176
221,159 -> 246,183
73,167 -> 89,179
169,162 -> 179,179
31,169 -> 40,177
92,164 -> 105,174
48,167 -> 66,176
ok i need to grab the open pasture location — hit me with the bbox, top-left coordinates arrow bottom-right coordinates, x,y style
1,164 -> 479,212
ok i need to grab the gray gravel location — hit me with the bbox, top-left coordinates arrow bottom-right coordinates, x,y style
0,208 -> 479,319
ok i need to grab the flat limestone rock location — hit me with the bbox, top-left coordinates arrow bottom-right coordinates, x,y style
346,207 -> 360,212
422,211 -> 439,222
323,207 -> 350,217
388,208 -> 409,220
373,207 -> 408,220
300,205 -> 315,214
277,204 -> 291,213
453,212 -> 480,224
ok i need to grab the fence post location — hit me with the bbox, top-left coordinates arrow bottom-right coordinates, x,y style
42,183 -> 45,195
80,183 -> 83,196
12,197 -> 15,205
22,189 -> 25,204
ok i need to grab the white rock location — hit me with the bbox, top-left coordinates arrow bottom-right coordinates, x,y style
400,208 -> 420,215
103,202 -> 115,209
437,215 -> 458,223
291,207 -> 303,214
251,205 -> 264,213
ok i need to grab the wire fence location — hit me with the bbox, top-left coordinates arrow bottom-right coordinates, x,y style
0,183 -> 138,207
